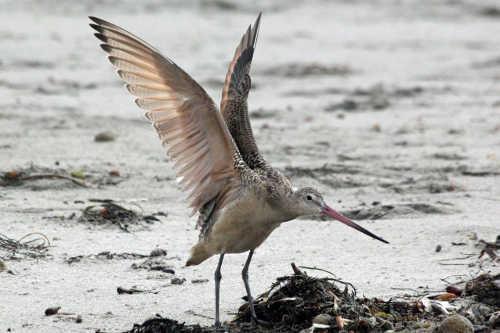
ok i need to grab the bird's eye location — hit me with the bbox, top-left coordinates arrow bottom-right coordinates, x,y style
306,195 -> 312,201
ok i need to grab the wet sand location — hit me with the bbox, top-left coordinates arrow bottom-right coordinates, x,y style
1,0 -> 499,332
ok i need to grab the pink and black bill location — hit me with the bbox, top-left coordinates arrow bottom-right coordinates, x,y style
322,204 -> 389,244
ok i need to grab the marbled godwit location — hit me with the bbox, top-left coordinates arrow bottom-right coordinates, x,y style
89,13 -> 388,328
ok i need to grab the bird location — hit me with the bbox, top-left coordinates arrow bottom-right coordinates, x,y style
89,13 -> 388,329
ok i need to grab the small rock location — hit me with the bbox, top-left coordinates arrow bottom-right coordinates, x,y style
94,131 -> 116,142
149,248 -> 167,257
0,260 -> 6,272
117,286 -> 144,294
371,123 -> 381,132
171,277 -> 186,285
435,244 -> 442,252
436,315 -> 473,333
109,169 -> 120,177
45,306 -> 61,316
75,315 -> 82,323
312,313 -> 332,326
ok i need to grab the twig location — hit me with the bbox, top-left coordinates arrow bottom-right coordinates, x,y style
439,255 -> 476,262
19,174 -> 87,187
299,265 -> 357,297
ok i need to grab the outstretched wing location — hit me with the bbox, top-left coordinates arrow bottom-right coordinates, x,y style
89,16 -> 242,214
220,13 -> 267,170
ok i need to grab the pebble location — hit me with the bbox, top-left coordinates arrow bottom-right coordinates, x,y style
94,131 -> 116,142
312,313 -> 332,326
171,277 -> 186,285
45,306 -> 61,316
435,244 -> 442,252
0,260 -> 6,272
149,248 -> 167,257
436,314 -> 473,333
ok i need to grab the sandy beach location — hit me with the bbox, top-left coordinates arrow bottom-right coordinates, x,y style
1,1 -> 499,332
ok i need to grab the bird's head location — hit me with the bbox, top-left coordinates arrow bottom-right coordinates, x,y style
291,187 -> 388,244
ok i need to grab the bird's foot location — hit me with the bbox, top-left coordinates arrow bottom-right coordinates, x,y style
214,321 -> 227,333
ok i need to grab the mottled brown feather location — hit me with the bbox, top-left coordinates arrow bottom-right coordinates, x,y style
220,12 -> 267,170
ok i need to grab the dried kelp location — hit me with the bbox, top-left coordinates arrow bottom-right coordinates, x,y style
0,232 -> 50,260
78,199 -> 160,232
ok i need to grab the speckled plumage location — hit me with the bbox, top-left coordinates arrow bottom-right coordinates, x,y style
89,14 -> 296,265
90,13 -> 388,327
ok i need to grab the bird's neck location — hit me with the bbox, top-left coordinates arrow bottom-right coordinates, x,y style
276,199 -> 302,223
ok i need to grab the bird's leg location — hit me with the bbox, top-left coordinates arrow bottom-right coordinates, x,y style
242,250 -> 259,322
214,253 -> 225,329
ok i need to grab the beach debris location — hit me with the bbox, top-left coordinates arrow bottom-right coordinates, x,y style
0,259 -> 6,272
78,199 -> 160,232
94,131 -> 116,142
45,306 -> 61,316
435,314 -> 473,333
131,258 -> 175,274
171,277 -> 186,285
0,164 -> 126,188
435,244 -> 442,252
478,235 -> 500,262
67,251 -> 149,264
150,248 -> 167,257
117,286 -> 151,295
125,266 -> 500,333
0,232 -> 50,260
127,315 -> 207,333
1,167 -> 87,188
464,273 -> 500,307
191,279 -> 209,284
66,248 -> 168,264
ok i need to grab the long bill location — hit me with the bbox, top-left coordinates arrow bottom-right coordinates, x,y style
322,204 -> 389,244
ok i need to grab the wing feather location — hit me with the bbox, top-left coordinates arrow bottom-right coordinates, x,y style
90,16 -> 243,214
220,13 -> 267,170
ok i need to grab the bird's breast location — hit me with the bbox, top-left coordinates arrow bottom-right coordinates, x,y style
206,191 -> 285,254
